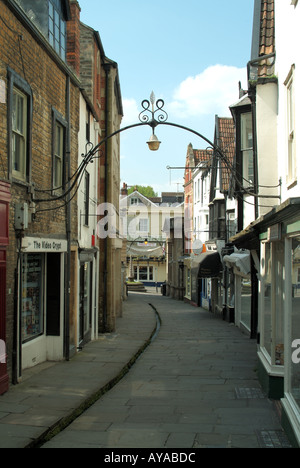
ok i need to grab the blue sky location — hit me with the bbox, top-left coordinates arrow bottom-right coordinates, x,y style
79,0 -> 255,195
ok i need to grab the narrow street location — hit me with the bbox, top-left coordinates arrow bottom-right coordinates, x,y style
40,291 -> 289,449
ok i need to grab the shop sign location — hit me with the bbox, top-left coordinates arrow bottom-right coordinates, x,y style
22,237 -> 68,253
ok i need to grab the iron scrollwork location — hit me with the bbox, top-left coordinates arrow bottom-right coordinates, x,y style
139,92 -> 168,128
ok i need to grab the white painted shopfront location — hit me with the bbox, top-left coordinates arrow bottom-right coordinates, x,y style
20,236 -> 67,371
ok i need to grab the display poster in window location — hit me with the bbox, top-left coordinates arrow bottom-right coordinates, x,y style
22,254 -> 43,342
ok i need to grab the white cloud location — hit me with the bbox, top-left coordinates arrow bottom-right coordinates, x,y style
122,98 -> 139,126
169,65 -> 247,119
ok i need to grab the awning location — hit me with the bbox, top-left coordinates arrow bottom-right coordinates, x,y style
127,244 -> 164,258
197,251 -> 223,278
223,251 -> 250,276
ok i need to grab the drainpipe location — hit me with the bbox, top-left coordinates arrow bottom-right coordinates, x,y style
249,84 -> 259,220
102,62 -> 110,332
65,76 -> 71,360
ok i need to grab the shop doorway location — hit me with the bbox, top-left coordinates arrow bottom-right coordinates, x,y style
46,254 -> 61,336
79,262 -> 92,344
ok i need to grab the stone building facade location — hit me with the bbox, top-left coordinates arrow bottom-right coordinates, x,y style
0,0 -> 80,387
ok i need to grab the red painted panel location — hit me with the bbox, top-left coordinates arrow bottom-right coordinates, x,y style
0,257 -> 8,395
0,184 -> 10,393
0,182 -> 10,247
0,202 -> 9,245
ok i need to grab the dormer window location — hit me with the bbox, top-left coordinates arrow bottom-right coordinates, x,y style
48,0 -> 66,60
15,0 -> 69,61
131,198 -> 140,205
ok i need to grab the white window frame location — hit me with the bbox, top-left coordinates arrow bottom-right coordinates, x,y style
12,88 -> 28,181
53,121 -> 64,190
138,218 -> 149,233
285,65 -> 296,187
241,112 -> 254,188
134,265 -> 153,282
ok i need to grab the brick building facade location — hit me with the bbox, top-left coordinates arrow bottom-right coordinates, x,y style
0,0 -> 123,393
0,0 -> 78,390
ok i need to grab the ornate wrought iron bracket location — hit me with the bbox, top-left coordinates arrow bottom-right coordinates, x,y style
139,91 -> 168,129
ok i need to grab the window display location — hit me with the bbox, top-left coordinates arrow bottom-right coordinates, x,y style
263,243 -> 272,357
262,242 -> 284,365
291,237 -> 300,405
241,278 -> 251,331
22,254 -> 44,343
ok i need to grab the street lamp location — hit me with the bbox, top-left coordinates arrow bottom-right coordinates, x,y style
147,133 -> 161,152
140,91 -> 167,151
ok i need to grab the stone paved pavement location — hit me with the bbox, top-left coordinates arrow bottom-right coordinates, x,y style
0,293 -> 157,448
40,293 -> 291,449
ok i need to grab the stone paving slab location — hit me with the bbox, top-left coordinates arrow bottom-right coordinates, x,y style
0,294 -> 157,448
42,294 -> 292,449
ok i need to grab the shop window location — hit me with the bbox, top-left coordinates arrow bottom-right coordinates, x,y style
22,254 -> 44,343
262,242 -> 285,365
291,237 -> 300,405
79,262 -> 91,343
134,265 -> 153,282
186,269 -> 191,296
241,278 -> 251,331
139,266 -> 148,281
263,243 -> 272,357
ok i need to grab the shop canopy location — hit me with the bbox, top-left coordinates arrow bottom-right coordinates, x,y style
223,251 -> 251,276
127,243 -> 165,259
197,251 -> 223,278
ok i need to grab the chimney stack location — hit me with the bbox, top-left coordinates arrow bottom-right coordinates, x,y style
67,0 -> 81,76
120,183 -> 128,197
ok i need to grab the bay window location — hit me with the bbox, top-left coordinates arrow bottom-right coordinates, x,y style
241,112 -> 254,188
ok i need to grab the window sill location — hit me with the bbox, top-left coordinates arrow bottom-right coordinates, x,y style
287,178 -> 297,190
12,177 -> 32,189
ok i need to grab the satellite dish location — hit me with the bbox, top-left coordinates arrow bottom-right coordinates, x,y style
193,240 -> 203,255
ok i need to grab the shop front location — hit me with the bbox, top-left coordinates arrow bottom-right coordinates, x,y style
223,250 -> 252,332
280,222 -> 300,446
78,248 -> 98,346
127,241 -> 166,288
0,182 -> 11,395
184,250 -> 223,309
233,198 -> 300,446
20,236 -> 67,372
